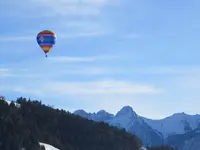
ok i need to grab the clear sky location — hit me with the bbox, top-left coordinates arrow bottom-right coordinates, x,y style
0,0 -> 200,119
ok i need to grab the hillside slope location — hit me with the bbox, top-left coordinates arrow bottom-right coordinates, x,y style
0,97 -> 142,150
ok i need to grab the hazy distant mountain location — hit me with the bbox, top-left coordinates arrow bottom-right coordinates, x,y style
74,106 -> 164,146
74,109 -> 114,121
143,112 -> 200,138
73,106 -> 200,148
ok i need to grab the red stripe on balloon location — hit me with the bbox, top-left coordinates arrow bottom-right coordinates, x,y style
38,30 -> 55,36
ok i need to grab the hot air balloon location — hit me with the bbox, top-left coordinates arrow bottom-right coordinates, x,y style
36,30 -> 56,57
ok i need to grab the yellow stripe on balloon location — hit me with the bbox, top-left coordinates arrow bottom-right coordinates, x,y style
42,47 -> 51,51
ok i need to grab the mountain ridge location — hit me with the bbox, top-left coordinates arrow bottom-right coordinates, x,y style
74,105 -> 199,121
73,105 -> 200,148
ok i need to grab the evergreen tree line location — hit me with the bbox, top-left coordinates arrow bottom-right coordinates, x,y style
0,96 -> 176,150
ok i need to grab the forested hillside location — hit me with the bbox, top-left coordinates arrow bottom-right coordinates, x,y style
0,96 -> 176,150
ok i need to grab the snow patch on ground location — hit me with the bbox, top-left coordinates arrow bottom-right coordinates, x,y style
39,142 -> 59,150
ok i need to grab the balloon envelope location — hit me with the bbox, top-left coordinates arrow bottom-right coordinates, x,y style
36,30 -> 56,56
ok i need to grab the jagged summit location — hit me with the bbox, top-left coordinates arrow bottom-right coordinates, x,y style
97,109 -> 108,114
116,105 -> 137,118
119,106 -> 134,113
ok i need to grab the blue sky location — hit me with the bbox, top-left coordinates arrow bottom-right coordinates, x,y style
0,0 -> 200,119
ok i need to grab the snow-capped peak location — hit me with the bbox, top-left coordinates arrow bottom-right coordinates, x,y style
107,106 -> 139,130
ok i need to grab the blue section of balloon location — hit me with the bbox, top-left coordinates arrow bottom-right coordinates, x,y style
36,35 -> 56,46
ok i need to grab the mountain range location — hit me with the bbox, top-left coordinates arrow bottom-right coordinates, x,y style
73,106 -> 200,150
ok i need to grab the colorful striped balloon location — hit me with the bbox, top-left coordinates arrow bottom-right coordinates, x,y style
36,30 -> 56,57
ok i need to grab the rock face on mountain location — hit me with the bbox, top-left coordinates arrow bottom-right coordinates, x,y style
73,106 -> 200,149
106,106 -> 164,146
182,135 -> 200,150
166,126 -> 200,149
